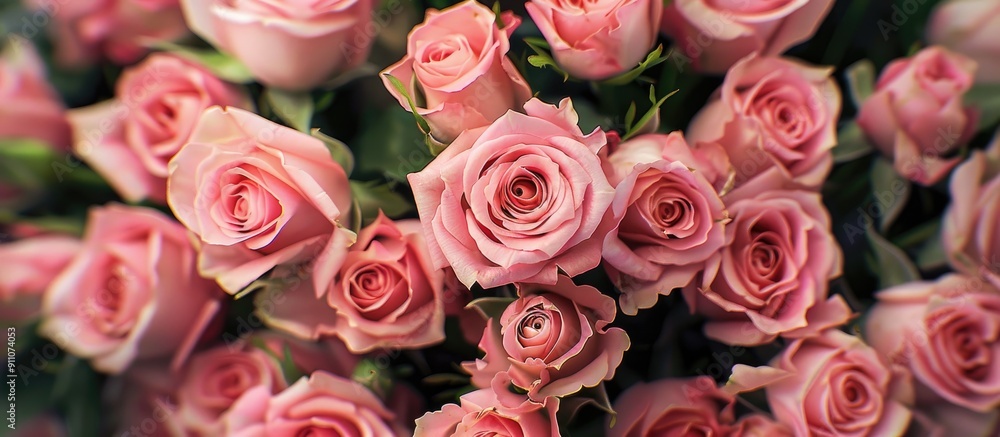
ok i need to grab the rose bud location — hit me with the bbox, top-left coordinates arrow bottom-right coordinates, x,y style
415,388 -> 559,436
928,0 -> 1000,84
0,37 -> 71,150
0,235 -> 80,324
943,134 -> 1000,289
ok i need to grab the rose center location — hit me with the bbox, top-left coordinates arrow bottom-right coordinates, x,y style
519,313 -> 549,339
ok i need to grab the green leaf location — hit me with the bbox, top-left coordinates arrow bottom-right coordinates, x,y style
524,38 -> 570,81
600,45 -> 670,86
623,102 -> 637,130
866,227 -> 921,288
492,1 -> 504,29
844,59 -> 876,108
264,88 -> 314,132
382,73 -> 431,135
870,156 -> 910,232
352,358 -> 394,399
622,86 -> 678,141
423,373 -> 471,385
349,180 -> 413,225
556,383 -> 616,430
964,83 -> 1000,132
426,134 -> 448,156
0,140 -> 57,188
311,129 -> 355,175
149,41 -> 254,83
833,121 -> 874,163
466,297 -> 516,320
352,106 -> 433,183
251,338 -> 305,384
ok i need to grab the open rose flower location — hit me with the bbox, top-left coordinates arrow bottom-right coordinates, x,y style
0,235 -> 80,324
382,0 -> 532,143
181,0 -> 374,90
866,274 -> 1000,412
660,0 -> 834,73
166,107 -> 352,293
0,37 -> 71,150
40,204 -> 224,374
610,376 -> 736,436
525,0 -> 662,80
687,54 -> 840,189
683,183 -> 849,346
409,98 -> 615,288
943,134 -> 1000,289
415,388 -> 559,436
928,0 -> 1000,84
857,46 -> 978,185
71,54 -> 252,203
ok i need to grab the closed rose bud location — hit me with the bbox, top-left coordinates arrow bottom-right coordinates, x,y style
0,235 -> 80,324
0,37 -> 71,150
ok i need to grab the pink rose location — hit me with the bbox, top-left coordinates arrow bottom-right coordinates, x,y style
166,107 -> 352,293
224,371 -> 396,436
442,268 -> 488,346
464,276 -> 630,402
856,46 -> 978,185
250,331 -> 359,378
381,0 -> 532,143
408,98 -> 615,288
0,37 -> 71,150
660,0 -> 834,73
181,0 -> 374,91
25,0 -> 188,67
683,184 -> 849,346
71,54 -> 252,203
687,54 -> 840,189
40,204 -> 224,373
0,235 -> 79,323
928,0 -> 1000,84
415,388 -> 559,436
731,414 -> 794,437
943,135 -> 1000,289
525,0 -> 662,80
866,274 -> 1000,412
7,415 -> 66,437
602,132 -> 730,314
609,376 -> 736,436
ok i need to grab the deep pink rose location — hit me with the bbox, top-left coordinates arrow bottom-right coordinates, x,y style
0,37 -> 71,150
71,54 -> 252,203
660,0 -> 834,73
857,46 -> 978,185
40,204 -> 224,373
609,376 -> 736,437
0,235 -> 79,323
928,0 -> 1000,84
166,107 -> 352,293
409,98 -> 615,288
943,135 -> 1000,289
415,388 -> 559,436
525,0 -> 662,80
381,0 -> 532,143
687,54 -> 840,189
181,0 -> 374,91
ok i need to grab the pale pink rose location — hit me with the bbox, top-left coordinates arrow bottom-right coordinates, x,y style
463,276 -> 630,402
609,376 -> 736,436
180,0 -> 374,90
0,235 -> 79,323
683,183 -> 849,346
381,0 -> 532,143
660,0 -> 834,73
943,135 -> 1000,289
25,0 -> 188,67
166,107 -> 352,293
912,400 -> 1000,437
525,0 -> 662,80
602,132 -> 730,314
71,54 -> 252,203
223,371 -> 396,436
408,98 -> 615,288
40,204 -> 224,374
250,331 -> 359,378
866,274 -> 1000,412
415,388 -> 559,436
928,0 -> 1000,84
731,414 -> 794,437
857,46 -> 978,185
687,54 -> 840,189
0,37 -> 71,150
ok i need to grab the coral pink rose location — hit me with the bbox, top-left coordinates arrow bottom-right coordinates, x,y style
928,0 -> 1000,84
166,107 -> 352,293
71,54 -> 252,203
464,276 -> 629,402
25,0 -> 188,67
857,46 -> 978,185
415,388 -> 559,436
381,0 -> 532,143
525,0 -> 662,80
0,235 -> 79,323
602,132 -> 731,314
943,135 -> 1000,289
0,37 -> 71,150
180,0 -> 374,91
40,204 -> 224,373
609,376 -> 736,436
408,98 -> 615,288
683,183 -> 849,346
660,0 -> 834,73
866,274 -> 1000,412
688,54 -> 840,189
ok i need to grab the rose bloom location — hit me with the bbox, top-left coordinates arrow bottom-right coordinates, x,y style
167,107 -> 352,293
731,414 -> 794,437
0,235 -> 79,323
181,0 -> 374,90
40,204 -> 224,374
409,98 -> 615,288
70,54 -> 252,203
464,276 -> 629,402
928,0 -> 1000,84
943,135 -> 1000,289
8,415 -> 67,437
260,213 -> 446,353
24,0 -> 187,67
857,46 -> 978,185
602,132 -> 730,315
687,54 -> 840,189
0,37 -> 71,150
381,0 -> 532,143
525,0 -> 662,80
660,0 -> 835,73
415,388 -> 559,436
683,183 -> 849,346
250,330 -> 359,378
866,274 -> 1000,412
